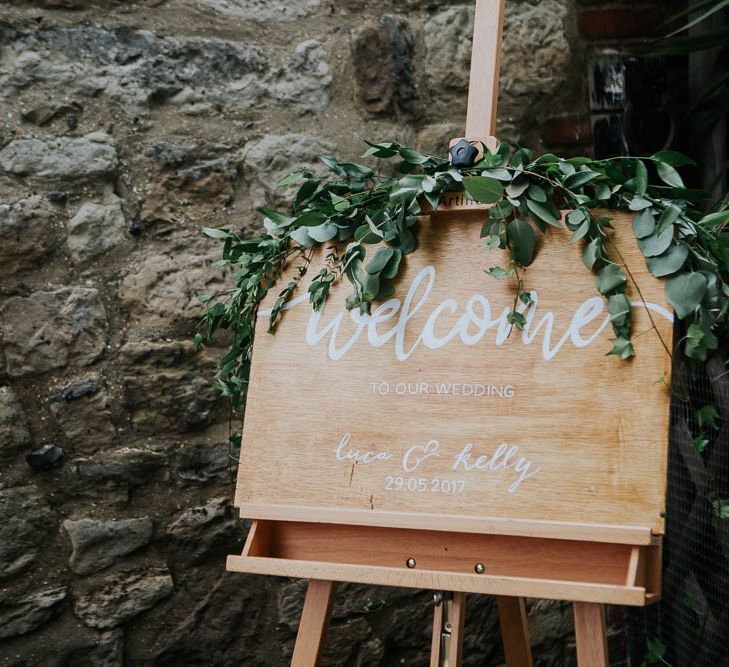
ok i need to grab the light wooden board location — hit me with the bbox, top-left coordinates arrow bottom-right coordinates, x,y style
234,211 -> 673,543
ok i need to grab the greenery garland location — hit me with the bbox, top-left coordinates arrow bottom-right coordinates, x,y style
197,141 -> 729,408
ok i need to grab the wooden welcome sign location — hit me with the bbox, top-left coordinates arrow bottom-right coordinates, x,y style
236,214 -> 672,543
227,2 -> 673,665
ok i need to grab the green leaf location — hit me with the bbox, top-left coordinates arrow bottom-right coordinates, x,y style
290,226 -> 314,248
697,404 -> 720,430
485,267 -> 514,280
657,204 -> 681,233
482,168 -> 512,181
665,272 -> 708,318
583,237 -> 600,270
381,248 -> 403,279
202,227 -> 233,239
527,184 -> 547,202
651,150 -> 696,167
399,147 -> 430,164
608,337 -> 635,360
699,211 -> 729,228
193,332 -> 203,351
692,434 -> 709,455
564,170 -> 600,189
632,209 -> 656,239
608,293 -> 631,327
629,196 -> 652,212
637,225 -> 674,257
330,192 -> 351,212
526,199 -> 561,228
595,264 -> 627,295
656,161 -> 685,188
635,160 -> 648,196
463,176 -> 504,204
366,247 -> 395,274
295,211 -> 328,227
507,219 -> 536,267
646,244 -> 689,277
260,208 -> 295,227
307,223 -> 338,242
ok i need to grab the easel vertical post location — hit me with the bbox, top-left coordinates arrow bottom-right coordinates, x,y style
291,580 -> 338,667
573,602 -> 609,667
430,592 -> 466,667
497,596 -> 533,667
465,0 -> 505,137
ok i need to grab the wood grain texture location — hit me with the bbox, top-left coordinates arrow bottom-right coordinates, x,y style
291,580 -> 337,667
573,602 -> 609,667
234,211 -> 673,543
227,520 -> 659,605
497,596 -> 533,667
466,0 -> 506,136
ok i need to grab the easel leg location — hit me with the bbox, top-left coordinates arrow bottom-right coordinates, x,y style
430,592 -> 466,667
291,580 -> 338,667
497,596 -> 533,667
573,602 -> 609,667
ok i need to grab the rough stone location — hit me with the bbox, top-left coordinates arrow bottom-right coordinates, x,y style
242,133 -> 335,208
0,27 -> 330,114
66,447 -> 167,497
0,132 -> 118,181
74,568 -> 174,629
0,386 -> 31,459
119,341 -> 219,433
140,142 -> 240,226
416,123 -> 462,155
118,253 -> 225,331
48,374 -> 115,445
424,6 -> 475,93
193,0 -> 320,21
0,287 -> 107,378
66,194 -> 129,264
0,587 -> 67,639
151,571 -> 261,666
174,441 -> 229,483
268,40 -> 332,112
0,486 -> 57,579
424,1 -> 574,127
63,517 -> 154,575
351,16 -> 420,120
500,0 -> 573,106
0,195 -> 58,276
166,497 -> 241,564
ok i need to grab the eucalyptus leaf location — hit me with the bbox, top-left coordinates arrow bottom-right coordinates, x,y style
666,272 -> 708,319
646,244 -> 689,277
307,222 -> 339,242
289,226 -> 314,248
507,219 -> 536,267
632,209 -> 656,239
595,264 -> 627,295
637,225 -> 674,257
656,161 -> 685,188
526,199 -> 561,228
366,247 -> 396,274
463,176 -> 504,203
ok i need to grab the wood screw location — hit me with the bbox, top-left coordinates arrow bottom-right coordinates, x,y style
406,557 -> 417,569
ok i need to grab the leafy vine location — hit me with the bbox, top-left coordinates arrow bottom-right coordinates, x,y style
197,141 -> 729,408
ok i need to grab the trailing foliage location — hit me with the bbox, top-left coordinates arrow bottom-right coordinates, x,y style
197,141 -> 729,407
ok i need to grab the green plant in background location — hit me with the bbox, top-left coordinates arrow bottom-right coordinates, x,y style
643,0 -> 729,194
196,141 -> 729,408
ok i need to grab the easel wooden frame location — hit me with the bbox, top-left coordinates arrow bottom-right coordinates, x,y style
227,1 -> 666,664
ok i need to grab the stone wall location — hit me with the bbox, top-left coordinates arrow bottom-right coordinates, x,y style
0,1 -> 601,665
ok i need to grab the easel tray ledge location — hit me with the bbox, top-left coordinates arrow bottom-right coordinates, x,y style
226,519 -> 662,607
236,502 -> 661,546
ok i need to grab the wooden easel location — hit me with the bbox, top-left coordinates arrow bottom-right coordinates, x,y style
227,1 -> 666,664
